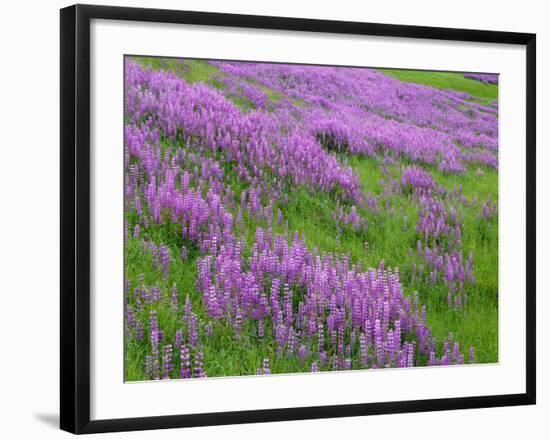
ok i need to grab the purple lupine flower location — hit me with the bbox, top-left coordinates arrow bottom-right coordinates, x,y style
135,321 -> 143,342
180,345 -> 191,379
275,323 -> 287,356
428,351 -> 437,367
374,319 -> 383,365
175,329 -> 183,349
162,344 -> 173,379
206,321 -> 214,338
151,286 -> 161,303
145,355 -> 153,379
183,295 -> 192,322
194,350 -> 207,378
319,351 -> 328,368
283,283 -> 293,326
317,323 -> 324,354
298,344 -> 308,364
188,313 -> 198,348
171,284 -> 178,312
234,309 -> 243,338
277,209 -> 283,226
180,245 -> 188,261
286,327 -> 296,358
126,306 -> 135,338
159,245 -> 170,280
262,358 -> 271,374
359,333 -> 368,367
133,287 -> 143,313
149,310 -> 160,380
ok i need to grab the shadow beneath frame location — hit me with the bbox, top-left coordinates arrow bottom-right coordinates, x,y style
34,413 -> 59,430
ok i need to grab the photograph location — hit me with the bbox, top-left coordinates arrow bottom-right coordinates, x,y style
123,56 -> 499,381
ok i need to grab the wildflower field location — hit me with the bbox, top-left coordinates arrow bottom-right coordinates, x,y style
124,56 -> 498,380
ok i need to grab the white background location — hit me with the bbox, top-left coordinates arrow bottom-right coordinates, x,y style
0,0 -> 547,437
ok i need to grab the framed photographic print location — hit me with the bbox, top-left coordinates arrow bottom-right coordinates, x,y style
60,4 -> 536,434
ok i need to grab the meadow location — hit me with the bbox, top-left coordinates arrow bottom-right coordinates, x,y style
124,56 -> 498,380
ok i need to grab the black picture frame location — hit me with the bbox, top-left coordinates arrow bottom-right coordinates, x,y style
60,4 -> 536,434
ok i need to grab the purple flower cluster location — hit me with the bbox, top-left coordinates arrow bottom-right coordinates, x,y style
214,74 -> 269,109
410,185 -> 477,309
464,73 -> 499,84
125,61 -> 363,207
401,165 -> 436,191
196,227 -> 466,370
213,61 -> 498,172
481,194 -> 498,221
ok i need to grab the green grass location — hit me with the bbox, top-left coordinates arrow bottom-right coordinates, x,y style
124,58 -> 499,379
379,69 -> 498,101
131,56 -> 221,84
